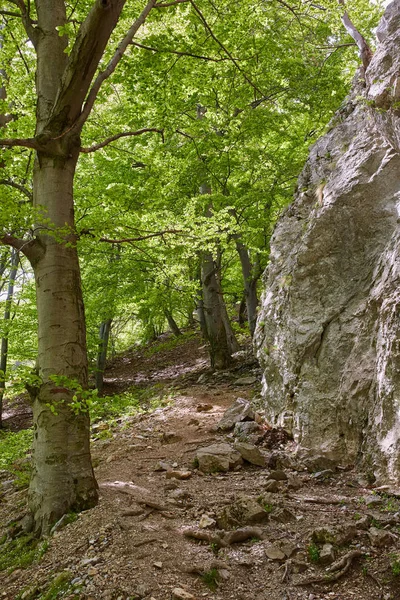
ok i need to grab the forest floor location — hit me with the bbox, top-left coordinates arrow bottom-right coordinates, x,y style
1,333 -> 400,600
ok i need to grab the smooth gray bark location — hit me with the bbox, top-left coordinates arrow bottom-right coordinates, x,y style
235,241 -> 260,337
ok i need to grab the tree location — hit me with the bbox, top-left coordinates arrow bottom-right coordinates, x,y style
0,0 -> 163,536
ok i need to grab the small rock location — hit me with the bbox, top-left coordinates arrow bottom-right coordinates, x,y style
217,495 -> 270,528
311,524 -> 356,545
196,403 -> 213,412
234,442 -> 266,467
81,557 -> 100,566
166,470 -> 192,480
364,495 -> 384,508
87,567 -> 98,576
280,542 -> 298,558
368,527 -> 392,547
165,480 -> 180,490
162,431 -> 181,444
271,507 -> 296,524
355,514 -> 372,530
215,398 -> 258,431
133,583 -> 152,598
196,374 -> 209,384
169,488 -> 190,501
50,514 -> 71,535
303,456 -> 337,473
287,475 -> 302,490
196,443 -> 243,473
172,589 -> 196,600
153,561 -> 163,569
262,479 -> 281,493
312,469 -> 335,481
319,543 -> 335,565
265,545 -> 286,560
268,469 -> 288,481
199,514 -> 216,528
154,461 -> 171,472
292,560 -> 308,573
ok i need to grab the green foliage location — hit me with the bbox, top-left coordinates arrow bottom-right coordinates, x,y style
0,428 -> 33,475
201,568 -> 220,591
0,535 -> 48,573
390,554 -> 400,577
307,543 -> 321,563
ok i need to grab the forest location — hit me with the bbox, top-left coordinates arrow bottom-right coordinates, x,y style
2,0 -> 400,599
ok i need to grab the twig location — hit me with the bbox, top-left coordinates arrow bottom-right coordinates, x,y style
189,0 -> 264,96
131,41 -> 226,62
80,128 -> 164,153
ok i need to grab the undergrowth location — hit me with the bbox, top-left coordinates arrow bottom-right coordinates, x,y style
0,535 -> 48,573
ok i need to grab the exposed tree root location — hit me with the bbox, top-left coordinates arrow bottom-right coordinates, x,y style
181,526 -> 265,548
293,550 -> 362,586
100,481 -> 169,511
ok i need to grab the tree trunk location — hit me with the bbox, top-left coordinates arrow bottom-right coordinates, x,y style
196,295 -> 208,340
29,153 -> 98,535
95,318 -> 112,396
0,247 -> 18,427
201,250 -> 232,369
236,240 -> 259,337
164,309 -> 182,337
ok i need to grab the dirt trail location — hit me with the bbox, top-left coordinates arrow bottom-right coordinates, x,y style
1,334 -> 400,600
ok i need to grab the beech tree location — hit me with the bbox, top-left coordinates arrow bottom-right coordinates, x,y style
0,0 -> 174,536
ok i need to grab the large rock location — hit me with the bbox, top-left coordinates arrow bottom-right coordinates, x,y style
254,2 -> 400,487
196,443 -> 243,473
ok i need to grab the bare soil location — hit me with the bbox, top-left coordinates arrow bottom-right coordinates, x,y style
1,334 -> 400,600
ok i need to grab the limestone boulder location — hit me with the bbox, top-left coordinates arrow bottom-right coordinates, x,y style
254,1 -> 400,487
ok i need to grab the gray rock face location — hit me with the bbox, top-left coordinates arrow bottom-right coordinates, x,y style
255,1 -> 400,487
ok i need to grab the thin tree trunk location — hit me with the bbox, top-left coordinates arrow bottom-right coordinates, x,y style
164,309 -> 182,337
95,318 -> 112,396
0,248 -> 18,428
29,154 -> 98,535
201,250 -> 232,369
235,240 -> 259,337
196,294 -> 208,340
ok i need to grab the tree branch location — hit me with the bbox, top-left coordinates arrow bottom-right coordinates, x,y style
6,0 -> 38,47
338,0 -> 372,71
189,0 -> 264,96
0,179 -> 33,200
80,128 -> 164,153
0,234 -> 45,264
131,40 -> 227,62
73,0 -> 157,132
0,137 -> 38,149
154,0 -> 189,6
84,229 -> 183,244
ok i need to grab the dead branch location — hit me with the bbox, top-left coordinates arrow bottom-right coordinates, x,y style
338,0 -> 372,72
288,495 -> 349,505
100,481 -> 168,511
293,550 -> 362,586
181,526 -> 264,548
80,128 -> 164,153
